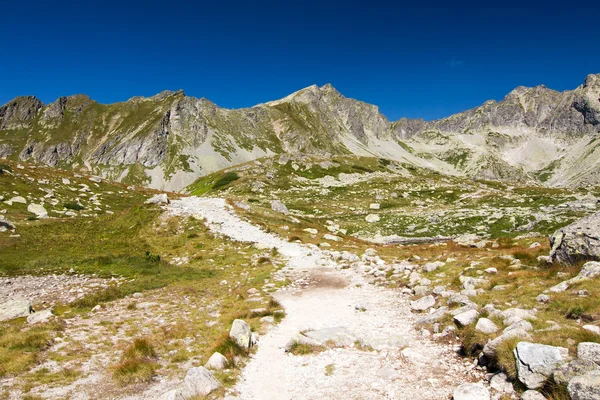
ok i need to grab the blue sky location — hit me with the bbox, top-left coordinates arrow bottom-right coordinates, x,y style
0,0 -> 598,121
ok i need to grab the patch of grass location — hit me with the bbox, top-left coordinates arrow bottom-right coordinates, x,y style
459,325 -> 490,357
111,337 -> 158,385
213,172 -> 240,189
325,364 -> 335,376
287,341 -> 326,355
494,337 -> 522,379
63,202 -> 84,211
212,335 -> 247,365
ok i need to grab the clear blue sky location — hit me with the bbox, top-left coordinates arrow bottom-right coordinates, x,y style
1,0 -> 598,121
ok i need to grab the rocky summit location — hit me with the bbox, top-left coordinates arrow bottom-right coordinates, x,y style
1,74 -> 599,191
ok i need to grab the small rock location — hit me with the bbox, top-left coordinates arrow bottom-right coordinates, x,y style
521,390 -> 547,400
410,295 -> 435,311
583,325 -> 600,335
205,352 -> 228,370
567,370 -> 600,400
27,203 -> 48,218
271,200 -> 289,215
229,319 -> 252,349
145,193 -> 169,205
27,309 -> 54,325
475,318 -> 499,334
365,214 -> 380,223
454,309 -> 479,326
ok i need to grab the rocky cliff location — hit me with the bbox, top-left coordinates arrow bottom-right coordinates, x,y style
1,74 -> 598,191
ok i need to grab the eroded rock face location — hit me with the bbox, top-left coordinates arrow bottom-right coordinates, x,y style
549,212 -> 600,264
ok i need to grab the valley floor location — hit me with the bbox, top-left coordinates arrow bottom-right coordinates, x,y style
169,197 -> 484,399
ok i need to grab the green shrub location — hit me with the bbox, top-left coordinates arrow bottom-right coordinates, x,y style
213,172 -> 239,189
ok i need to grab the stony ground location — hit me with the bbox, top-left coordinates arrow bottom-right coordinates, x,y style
168,197 -> 486,399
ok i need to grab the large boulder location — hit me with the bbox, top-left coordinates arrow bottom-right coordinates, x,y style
27,203 -> 48,218
229,319 -> 252,349
549,212 -> 600,263
181,367 -> 221,398
0,300 -> 33,321
452,383 -> 490,400
514,342 -> 568,389
568,370 -> 600,400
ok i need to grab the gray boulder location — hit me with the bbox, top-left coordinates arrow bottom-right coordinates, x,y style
270,200 -> 289,215
514,342 -> 568,389
554,359 -> 600,385
550,212 -> 600,264
410,295 -> 435,311
205,351 -> 228,370
475,318 -> 499,334
27,203 -> 48,218
229,319 -> 252,349
568,370 -> 600,400
578,342 -> 600,365
181,367 -> 221,398
452,383 -> 490,400
27,309 -> 54,325
0,299 -> 33,321
454,310 -> 479,326
145,193 -> 169,205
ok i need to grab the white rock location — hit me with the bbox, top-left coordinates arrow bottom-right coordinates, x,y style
145,193 -> 169,205
583,325 -> 600,335
365,214 -> 380,223
181,367 -> 221,398
230,319 -> 252,349
27,203 -> 48,218
453,383 -> 490,400
205,352 -> 228,370
0,300 -> 32,321
27,309 -> 54,325
521,390 -> 547,400
475,318 -> 499,334
369,203 -> 380,210
578,342 -> 600,365
270,200 -> 289,215
157,389 -> 184,400
410,295 -> 435,311
454,309 -> 479,326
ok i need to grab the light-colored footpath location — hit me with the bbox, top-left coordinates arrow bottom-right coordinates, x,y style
168,197 -> 483,400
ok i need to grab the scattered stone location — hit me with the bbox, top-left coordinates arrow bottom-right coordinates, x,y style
475,318 -> 499,334
514,342 -> 568,389
145,193 -> 169,205
536,294 -> 550,303
567,370 -> 600,400
10,196 -> 26,204
578,342 -> 600,365
271,200 -> 289,215
490,372 -> 514,394
369,203 -> 380,210
205,352 -> 228,370
0,299 -> 32,321
554,359 -> 600,385
303,228 -> 318,235
229,319 -> 252,349
27,203 -> 48,218
583,325 -> 600,335
452,383 -> 490,400
423,261 -> 445,272
410,295 -> 435,311
157,389 -> 184,400
27,309 -> 54,325
0,216 -> 15,230
181,367 -> 221,398
365,214 -> 380,223
454,309 -> 479,326
550,211 -> 600,264
521,390 -> 547,400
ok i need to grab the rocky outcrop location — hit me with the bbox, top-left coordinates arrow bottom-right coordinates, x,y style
1,73 -> 599,191
549,211 -> 600,264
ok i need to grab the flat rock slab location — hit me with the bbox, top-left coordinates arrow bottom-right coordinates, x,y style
453,383 -> 490,400
303,327 -> 357,347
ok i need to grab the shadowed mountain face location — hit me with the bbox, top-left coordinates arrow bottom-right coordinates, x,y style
1,74 -> 599,191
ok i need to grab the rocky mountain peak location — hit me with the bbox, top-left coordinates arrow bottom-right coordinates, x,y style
0,96 -> 44,130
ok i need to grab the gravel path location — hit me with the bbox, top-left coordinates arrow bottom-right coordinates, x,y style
168,197 -> 483,400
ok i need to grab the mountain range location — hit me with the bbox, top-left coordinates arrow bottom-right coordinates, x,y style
1,73 -> 599,191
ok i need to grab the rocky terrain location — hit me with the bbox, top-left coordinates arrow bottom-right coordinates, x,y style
1,75 -> 600,400
0,74 -> 599,191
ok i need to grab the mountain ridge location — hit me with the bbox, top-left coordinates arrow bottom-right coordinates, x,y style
0,74 -> 599,191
